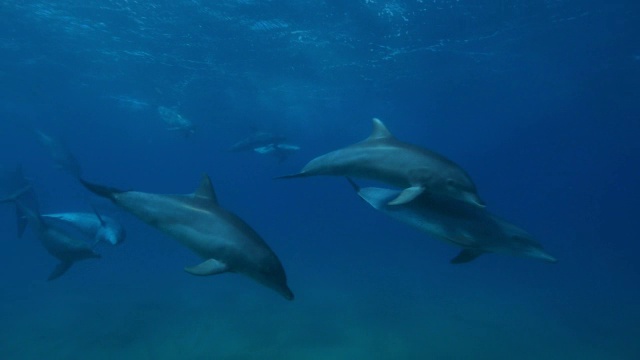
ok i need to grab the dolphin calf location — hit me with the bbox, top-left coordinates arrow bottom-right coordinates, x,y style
79,174 -> 294,300
1,188 -> 101,280
41,210 -> 126,246
278,118 -> 484,207
347,178 -> 557,264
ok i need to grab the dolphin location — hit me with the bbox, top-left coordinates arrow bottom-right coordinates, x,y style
228,132 -> 287,153
0,164 -> 39,238
278,118 -> 484,207
347,178 -> 557,264
35,129 -> 82,178
254,143 -> 300,163
79,174 -> 294,300
1,188 -> 101,280
41,209 -> 126,246
157,106 -> 195,138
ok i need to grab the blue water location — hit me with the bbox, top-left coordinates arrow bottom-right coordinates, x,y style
1,1 -> 638,359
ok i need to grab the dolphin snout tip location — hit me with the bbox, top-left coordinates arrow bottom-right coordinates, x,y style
281,287 -> 295,301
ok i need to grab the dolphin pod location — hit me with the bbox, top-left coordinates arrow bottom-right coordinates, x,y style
278,118 -> 485,207
79,174 -> 294,300
346,178 -> 557,264
1,117 -> 556,298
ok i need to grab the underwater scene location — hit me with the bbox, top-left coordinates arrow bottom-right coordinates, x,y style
0,1 -> 638,359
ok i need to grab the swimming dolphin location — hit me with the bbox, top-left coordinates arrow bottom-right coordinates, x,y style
278,118 -> 484,207
347,178 -> 557,264
35,129 -> 82,178
157,106 -> 195,138
79,174 -> 294,300
254,143 -> 300,163
41,209 -> 126,246
0,164 -> 39,238
1,188 -> 101,280
228,132 -> 287,153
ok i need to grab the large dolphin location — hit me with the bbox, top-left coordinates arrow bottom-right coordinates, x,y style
41,210 -> 126,246
1,188 -> 101,280
278,118 -> 484,207
347,178 -> 557,264
79,174 -> 294,300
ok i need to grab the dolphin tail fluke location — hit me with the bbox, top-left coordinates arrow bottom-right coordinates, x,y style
0,185 -> 32,204
450,249 -> 484,264
79,178 -> 123,201
48,261 -> 73,281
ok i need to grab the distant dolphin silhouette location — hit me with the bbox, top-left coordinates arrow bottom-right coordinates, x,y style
347,178 -> 557,264
157,106 -> 195,138
79,174 -> 294,300
228,132 -> 287,152
34,129 -> 82,178
278,118 -> 484,207
41,210 -> 126,246
1,188 -> 101,280
0,164 -> 39,238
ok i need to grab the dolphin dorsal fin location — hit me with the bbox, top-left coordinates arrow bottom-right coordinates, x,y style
194,174 -> 218,204
90,204 -> 106,226
367,118 -> 394,141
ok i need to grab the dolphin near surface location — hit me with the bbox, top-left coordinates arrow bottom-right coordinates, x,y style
347,178 -> 557,264
0,188 -> 101,280
41,211 -> 126,246
79,174 -> 294,300
278,118 -> 484,207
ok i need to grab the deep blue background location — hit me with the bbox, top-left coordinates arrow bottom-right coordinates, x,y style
1,1 -> 638,359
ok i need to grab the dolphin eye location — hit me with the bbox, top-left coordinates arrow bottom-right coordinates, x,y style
446,179 -> 456,187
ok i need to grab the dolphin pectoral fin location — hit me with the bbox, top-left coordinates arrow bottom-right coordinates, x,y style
388,186 -> 425,205
48,261 -> 73,281
184,259 -> 229,276
450,249 -> 484,264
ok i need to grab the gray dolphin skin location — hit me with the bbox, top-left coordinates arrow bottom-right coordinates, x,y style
1,189 -> 101,280
278,118 -> 484,207
347,178 -> 557,264
79,174 -> 294,300
41,211 -> 126,246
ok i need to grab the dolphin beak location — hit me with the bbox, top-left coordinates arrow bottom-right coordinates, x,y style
529,249 -> 558,263
464,192 -> 486,208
